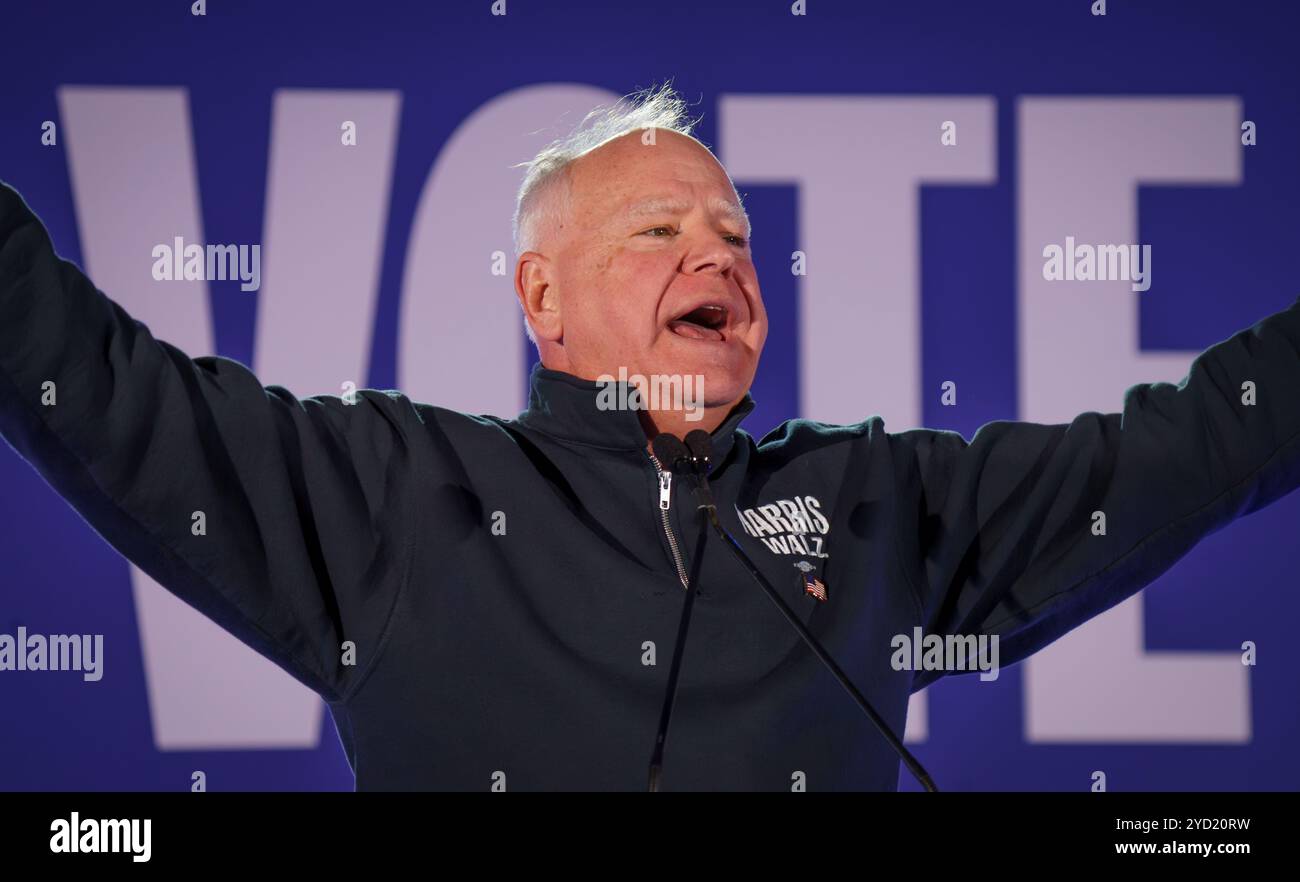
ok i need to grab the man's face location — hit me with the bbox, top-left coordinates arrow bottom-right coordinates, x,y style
526,129 -> 767,411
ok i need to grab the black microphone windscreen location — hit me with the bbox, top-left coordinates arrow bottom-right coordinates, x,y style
652,433 -> 690,470
683,429 -> 713,460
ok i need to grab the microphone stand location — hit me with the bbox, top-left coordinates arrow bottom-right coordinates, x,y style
644,430 -> 938,792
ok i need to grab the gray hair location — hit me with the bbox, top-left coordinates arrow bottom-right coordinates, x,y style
510,82 -> 705,260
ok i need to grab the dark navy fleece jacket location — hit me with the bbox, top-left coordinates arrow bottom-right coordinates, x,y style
2,181 -> 1299,790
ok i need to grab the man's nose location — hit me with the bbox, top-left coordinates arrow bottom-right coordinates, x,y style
681,231 -> 736,275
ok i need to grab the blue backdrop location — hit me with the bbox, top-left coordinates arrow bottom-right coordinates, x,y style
1,0 -> 1297,790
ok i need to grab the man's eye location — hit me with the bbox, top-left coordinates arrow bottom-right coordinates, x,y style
642,226 -> 676,237
725,234 -> 749,247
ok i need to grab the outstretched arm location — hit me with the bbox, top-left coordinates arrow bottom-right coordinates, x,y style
892,295 -> 1300,691
0,181 -> 423,702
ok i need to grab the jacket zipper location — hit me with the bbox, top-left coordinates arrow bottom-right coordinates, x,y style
647,451 -> 690,589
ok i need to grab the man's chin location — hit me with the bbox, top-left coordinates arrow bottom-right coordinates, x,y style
634,342 -> 756,409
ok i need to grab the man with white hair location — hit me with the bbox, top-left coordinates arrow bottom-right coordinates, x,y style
510,88 -> 765,446
1,84 -> 1298,791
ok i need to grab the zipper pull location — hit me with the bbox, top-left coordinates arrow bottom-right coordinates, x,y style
659,470 -> 672,510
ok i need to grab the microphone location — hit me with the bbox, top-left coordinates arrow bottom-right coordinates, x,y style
682,429 -> 713,475
672,430 -> 939,793
651,432 -> 691,474
646,431 -> 711,792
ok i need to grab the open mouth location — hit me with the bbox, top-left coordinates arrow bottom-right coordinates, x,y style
667,304 -> 729,342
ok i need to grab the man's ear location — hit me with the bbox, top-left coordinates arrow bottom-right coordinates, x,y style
515,252 -> 562,343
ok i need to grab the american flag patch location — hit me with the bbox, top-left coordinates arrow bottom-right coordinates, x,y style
804,576 -> 827,602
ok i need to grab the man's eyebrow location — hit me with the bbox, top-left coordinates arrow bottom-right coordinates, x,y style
715,198 -> 752,235
622,196 -> 752,233
622,197 -> 691,219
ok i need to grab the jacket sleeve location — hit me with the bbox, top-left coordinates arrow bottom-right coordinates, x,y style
893,295 -> 1300,691
0,181 -> 421,702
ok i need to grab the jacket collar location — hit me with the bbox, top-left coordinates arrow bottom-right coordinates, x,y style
515,364 -> 756,462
